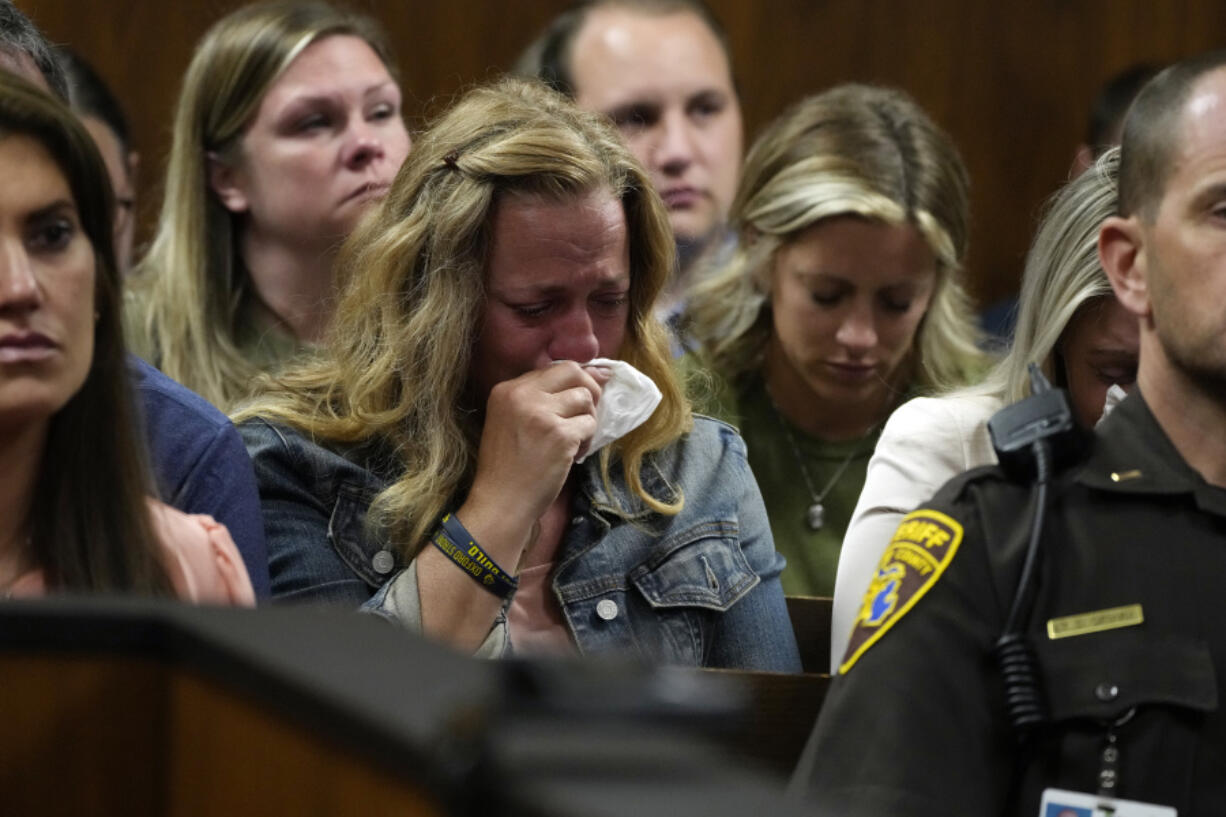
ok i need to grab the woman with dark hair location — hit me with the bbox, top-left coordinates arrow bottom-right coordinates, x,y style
0,70 -> 252,602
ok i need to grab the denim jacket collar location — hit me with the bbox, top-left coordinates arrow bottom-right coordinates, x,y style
578,448 -> 683,522
243,415 -> 801,671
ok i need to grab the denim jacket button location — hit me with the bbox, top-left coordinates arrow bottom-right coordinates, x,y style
371,549 -> 396,575
596,599 -> 619,621
571,516 -> 585,526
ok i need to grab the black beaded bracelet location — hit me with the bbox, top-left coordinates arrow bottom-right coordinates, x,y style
429,513 -> 519,599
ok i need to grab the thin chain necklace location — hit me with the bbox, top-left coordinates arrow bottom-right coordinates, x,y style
765,390 -> 880,532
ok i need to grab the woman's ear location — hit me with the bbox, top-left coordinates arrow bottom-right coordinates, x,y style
206,151 -> 249,214
1098,215 -> 1151,319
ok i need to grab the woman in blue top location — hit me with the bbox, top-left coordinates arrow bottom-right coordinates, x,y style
235,78 -> 800,671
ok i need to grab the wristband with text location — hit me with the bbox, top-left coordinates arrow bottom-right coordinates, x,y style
430,513 -> 519,599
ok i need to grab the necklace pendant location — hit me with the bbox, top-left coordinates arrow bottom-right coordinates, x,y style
807,502 -> 825,531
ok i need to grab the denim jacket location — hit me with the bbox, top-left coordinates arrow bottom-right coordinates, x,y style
239,415 -> 801,672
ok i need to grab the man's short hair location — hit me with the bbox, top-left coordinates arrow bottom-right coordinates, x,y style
524,0 -> 732,98
0,0 -> 69,102
1118,49 -> 1226,219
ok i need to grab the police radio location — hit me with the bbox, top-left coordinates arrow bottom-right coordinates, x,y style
986,363 -> 1082,738
989,364 -> 1082,479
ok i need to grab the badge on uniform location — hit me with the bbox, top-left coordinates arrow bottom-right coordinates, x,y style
839,508 -> 962,674
1040,788 -> 1176,816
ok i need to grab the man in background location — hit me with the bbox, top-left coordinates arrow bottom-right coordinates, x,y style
521,0 -> 743,319
1071,62 -> 1160,174
982,62 -> 1161,340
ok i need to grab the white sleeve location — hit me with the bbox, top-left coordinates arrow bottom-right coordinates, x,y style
828,395 -> 999,671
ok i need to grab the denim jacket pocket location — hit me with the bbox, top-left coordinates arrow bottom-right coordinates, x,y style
327,482 -> 401,589
629,520 -> 759,611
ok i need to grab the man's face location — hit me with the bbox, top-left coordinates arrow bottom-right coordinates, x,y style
569,7 -> 742,254
1140,68 -> 1226,390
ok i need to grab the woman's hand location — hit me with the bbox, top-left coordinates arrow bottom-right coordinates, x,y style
464,361 -> 609,535
417,361 -> 608,651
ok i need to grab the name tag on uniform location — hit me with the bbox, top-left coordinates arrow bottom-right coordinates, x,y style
1046,604 -> 1144,640
1040,787 -> 1176,816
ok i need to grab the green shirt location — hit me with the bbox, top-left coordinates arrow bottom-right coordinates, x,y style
124,287 -> 306,389
232,295 -> 306,375
689,363 -> 883,597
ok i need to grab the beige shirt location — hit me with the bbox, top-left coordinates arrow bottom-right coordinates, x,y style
830,393 -> 1000,671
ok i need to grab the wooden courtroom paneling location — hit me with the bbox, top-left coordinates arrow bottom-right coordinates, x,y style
19,0 -> 1226,307
164,670 -> 442,817
0,655 -> 168,814
0,654 -> 442,816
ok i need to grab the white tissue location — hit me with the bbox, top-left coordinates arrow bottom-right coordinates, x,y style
1096,384 -> 1128,428
575,357 -> 662,463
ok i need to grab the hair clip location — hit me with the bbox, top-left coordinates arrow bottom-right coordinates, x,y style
443,151 -> 460,170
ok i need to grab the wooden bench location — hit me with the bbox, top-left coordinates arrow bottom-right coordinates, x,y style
702,668 -> 831,779
693,597 -> 838,778
786,595 -> 833,674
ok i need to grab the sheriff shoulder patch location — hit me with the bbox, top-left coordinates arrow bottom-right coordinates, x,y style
839,508 -> 963,674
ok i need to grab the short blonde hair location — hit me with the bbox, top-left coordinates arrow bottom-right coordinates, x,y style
686,83 -> 984,392
237,77 -> 690,555
131,0 -> 396,409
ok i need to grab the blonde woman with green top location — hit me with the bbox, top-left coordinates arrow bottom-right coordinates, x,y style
684,84 -> 985,596
128,1 -> 410,410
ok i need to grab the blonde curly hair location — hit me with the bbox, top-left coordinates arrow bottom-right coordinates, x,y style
235,77 -> 691,555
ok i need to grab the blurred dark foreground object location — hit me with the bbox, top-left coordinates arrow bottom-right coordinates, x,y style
0,598 -> 814,817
